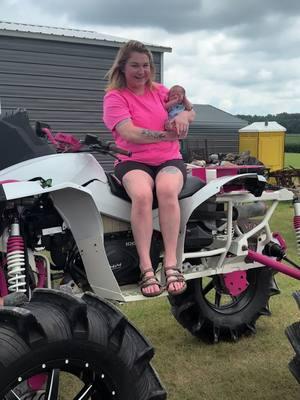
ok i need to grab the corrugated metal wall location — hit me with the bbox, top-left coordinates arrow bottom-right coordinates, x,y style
184,126 -> 240,161
0,35 -> 162,171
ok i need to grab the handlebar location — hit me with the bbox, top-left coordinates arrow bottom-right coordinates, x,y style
105,141 -> 132,156
84,134 -> 131,157
35,126 -> 131,158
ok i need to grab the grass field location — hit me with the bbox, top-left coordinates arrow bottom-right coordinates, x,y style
285,153 -> 300,168
58,203 -> 299,399
122,203 -> 300,400
286,134 -> 300,146
285,135 -> 300,168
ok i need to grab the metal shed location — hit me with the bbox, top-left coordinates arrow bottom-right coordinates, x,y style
183,104 -> 248,161
0,21 -> 171,171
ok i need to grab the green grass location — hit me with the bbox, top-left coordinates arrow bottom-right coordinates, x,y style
286,134 -> 300,146
121,202 -> 300,400
57,203 -> 299,399
285,153 -> 300,168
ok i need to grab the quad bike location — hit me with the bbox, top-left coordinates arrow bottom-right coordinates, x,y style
0,110 -> 300,397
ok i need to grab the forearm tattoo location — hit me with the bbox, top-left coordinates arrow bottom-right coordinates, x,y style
141,129 -> 165,139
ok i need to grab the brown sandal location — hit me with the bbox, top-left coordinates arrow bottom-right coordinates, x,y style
165,266 -> 187,296
139,268 -> 164,298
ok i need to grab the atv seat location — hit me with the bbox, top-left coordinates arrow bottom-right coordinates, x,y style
106,173 -> 206,208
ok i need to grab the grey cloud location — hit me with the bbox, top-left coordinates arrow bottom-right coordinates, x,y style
26,0 -> 300,34
31,0 -> 202,33
23,0 -> 300,65
1,0 -> 300,114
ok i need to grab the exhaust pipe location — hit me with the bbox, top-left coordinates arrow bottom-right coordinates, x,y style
234,201 -> 267,219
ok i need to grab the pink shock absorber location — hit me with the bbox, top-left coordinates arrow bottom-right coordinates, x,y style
294,199 -> 300,257
6,220 -> 26,293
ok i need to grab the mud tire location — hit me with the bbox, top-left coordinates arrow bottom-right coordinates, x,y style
0,289 -> 167,399
286,291 -> 300,383
169,267 -> 279,343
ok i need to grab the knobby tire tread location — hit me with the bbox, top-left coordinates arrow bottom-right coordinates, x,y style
0,289 -> 167,400
169,267 -> 278,343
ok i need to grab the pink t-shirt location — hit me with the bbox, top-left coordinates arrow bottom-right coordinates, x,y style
103,83 -> 182,165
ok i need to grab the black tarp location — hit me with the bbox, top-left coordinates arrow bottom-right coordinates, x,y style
0,110 -> 54,170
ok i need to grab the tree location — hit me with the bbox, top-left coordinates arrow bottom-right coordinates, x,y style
236,113 -> 300,134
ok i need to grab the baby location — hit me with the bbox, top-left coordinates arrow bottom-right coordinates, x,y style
164,85 -> 193,133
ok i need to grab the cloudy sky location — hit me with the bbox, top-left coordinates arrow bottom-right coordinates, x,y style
1,0 -> 300,115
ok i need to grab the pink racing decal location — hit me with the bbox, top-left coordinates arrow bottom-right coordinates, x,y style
0,180 -> 20,184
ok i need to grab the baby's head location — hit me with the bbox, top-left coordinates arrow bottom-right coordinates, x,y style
169,85 -> 185,102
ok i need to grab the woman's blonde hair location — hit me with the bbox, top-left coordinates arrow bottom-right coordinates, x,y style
105,40 -> 156,91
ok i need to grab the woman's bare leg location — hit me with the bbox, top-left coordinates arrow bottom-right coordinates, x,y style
122,170 -> 160,296
156,167 -> 184,293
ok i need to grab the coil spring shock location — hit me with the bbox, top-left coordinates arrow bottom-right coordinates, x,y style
294,199 -> 300,257
224,222 -> 235,238
7,218 -> 26,293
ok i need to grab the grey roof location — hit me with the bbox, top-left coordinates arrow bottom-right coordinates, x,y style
193,104 -> 248,127
0,21 -> 171,53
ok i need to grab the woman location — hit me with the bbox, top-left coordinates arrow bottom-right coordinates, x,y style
103,40 -> 195,297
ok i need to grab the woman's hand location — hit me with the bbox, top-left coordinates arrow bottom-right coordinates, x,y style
173,112 -> 190,138
162,130 -> 180,141
173,108 -> 196,138
165,120 -> 188,139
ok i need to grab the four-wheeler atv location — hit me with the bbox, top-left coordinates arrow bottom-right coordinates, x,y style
0,110 -> 299,397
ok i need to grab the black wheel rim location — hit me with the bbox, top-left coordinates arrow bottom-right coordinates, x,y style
196,269 -> 258,314
3,358 -> 118,400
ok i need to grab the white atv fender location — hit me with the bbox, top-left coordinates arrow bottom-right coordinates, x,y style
0,180 -> 124,301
